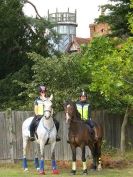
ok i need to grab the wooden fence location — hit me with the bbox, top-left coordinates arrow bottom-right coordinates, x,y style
0,110 -> 133,162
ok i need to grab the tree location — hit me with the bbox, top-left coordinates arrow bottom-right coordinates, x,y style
81,36 -> 133,153
0,0 -> 58,79
128,0 -> 133,33
96,0 -> 133,38
16,52 -> 88,111
0,0 -> 59,109
0,0 -> 29,78
0,65 -> 32,110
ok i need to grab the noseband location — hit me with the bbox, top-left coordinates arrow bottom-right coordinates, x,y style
44,110 -> 52,113
43,109 -> 52,119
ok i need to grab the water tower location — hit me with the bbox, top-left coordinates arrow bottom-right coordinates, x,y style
48,8 -> 78,52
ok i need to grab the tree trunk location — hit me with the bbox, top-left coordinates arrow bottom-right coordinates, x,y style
120,106 -> 129,154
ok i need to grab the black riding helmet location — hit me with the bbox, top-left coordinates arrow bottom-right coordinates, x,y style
80,90 -> 87,97
38,85 -> 47,92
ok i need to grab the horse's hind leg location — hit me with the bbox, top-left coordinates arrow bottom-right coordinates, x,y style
51,142 -> 59,174
97,141 -> 102,171
91,142 -> 102,171
89,144 -> 97,170
82,147 -> 88,174
22,137 -> 29,171
81,146 -> 88,174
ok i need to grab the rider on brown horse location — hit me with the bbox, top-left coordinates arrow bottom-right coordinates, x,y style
76,90 -> 98,140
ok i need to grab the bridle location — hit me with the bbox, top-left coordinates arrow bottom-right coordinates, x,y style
65,103 -> 83,123
43,100 -> 53,120
44,110 -> 52,113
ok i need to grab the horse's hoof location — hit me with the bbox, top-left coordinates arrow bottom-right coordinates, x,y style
90,168 -> 96,171
24,168 -> 28,172
97,166 -> 102,171
52,169 -> 59,174
37,167 -> 40,171
71,170 -> 76,175
82,169 -> 88,175
39,170 -> 45,175
91,165 -> 97,171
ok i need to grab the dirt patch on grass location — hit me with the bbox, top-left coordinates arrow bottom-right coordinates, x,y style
57,154 -> 131,169
101,154 -> 129,169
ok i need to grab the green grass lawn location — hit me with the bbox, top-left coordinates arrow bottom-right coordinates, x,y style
1,167 -> 133,177
1,151 -> 133,177
0,162 -> 133,177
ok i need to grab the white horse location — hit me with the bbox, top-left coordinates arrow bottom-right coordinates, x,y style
22,95 -> 59,174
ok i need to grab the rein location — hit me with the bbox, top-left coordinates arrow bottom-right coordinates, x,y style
43,123 -> 55,136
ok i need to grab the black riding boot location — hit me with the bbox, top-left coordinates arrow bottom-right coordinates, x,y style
53,118 -> 61,142
29,117 -> 36,141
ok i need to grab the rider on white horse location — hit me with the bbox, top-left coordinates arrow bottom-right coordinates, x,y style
29,85 -> 60,142
22,92 -> 59,174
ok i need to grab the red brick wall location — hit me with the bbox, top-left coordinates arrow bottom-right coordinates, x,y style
89,23 -> 110,38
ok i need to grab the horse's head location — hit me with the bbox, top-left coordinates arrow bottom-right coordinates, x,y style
43,94 -> 53,120
63,101 -> 77,123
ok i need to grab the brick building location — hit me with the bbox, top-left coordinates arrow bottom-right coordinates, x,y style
66,22 -> 110,53
89,22 -> 110,38
66,37 -> 90,53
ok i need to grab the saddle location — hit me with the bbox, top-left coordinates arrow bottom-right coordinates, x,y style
84,121 -> 98,141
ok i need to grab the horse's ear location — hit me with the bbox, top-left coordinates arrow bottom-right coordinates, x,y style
49,94 -> 53,101
63,100 -> 67,108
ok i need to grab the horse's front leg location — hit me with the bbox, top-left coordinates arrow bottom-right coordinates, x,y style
70,144 -> 76,175
34,143 -> 40,171
39,141 -> 45,175
22,137 -> 29,171
81,145 -> 88,174
51,141 -> 59,174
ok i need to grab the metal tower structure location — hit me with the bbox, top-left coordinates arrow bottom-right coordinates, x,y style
48,8 -> 78,52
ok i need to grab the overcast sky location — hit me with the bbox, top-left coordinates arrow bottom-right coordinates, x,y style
23,0 -> 109,38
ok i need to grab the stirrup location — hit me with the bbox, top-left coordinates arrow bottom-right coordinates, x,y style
30,137 -> 35,141
56,135 -> 61,142
67,140 -> 70,144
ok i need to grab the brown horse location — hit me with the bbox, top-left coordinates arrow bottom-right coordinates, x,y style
64,100 -> 103,175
